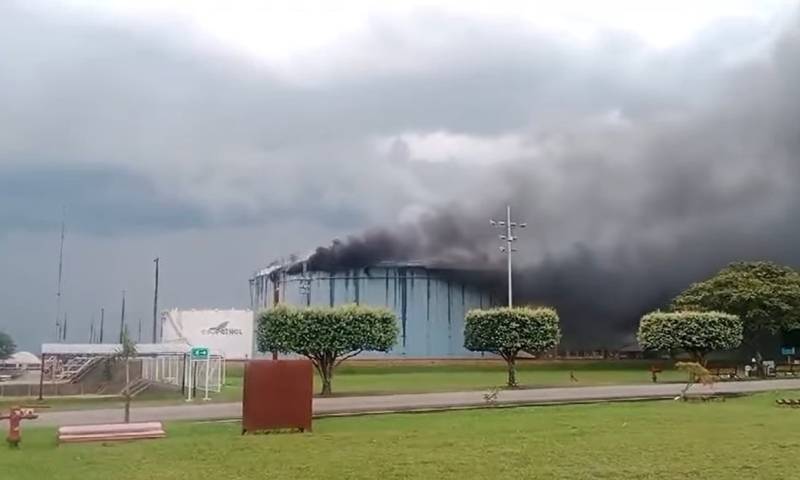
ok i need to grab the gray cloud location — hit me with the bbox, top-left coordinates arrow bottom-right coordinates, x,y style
0,2 -> 795,349
0,164 -> 206,234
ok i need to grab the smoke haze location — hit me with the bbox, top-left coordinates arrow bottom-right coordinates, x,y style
304,15 -> 800,347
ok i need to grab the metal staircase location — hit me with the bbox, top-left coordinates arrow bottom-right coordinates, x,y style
46,355 -> 103,382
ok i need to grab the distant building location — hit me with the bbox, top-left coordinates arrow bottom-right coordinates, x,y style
0,351 -> 41,371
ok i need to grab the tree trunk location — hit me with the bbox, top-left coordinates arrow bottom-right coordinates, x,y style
505,355 -> 518,388
695,352 -> 707,368
124,358 -> 131,423
320,360 -> 334,396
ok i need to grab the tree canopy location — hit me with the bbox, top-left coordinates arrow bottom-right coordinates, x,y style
637,311 -> 743,365
0,331 -> 16,360
672,261 -> 800,337
257,304 -> 398,395
464,307 -> 561,387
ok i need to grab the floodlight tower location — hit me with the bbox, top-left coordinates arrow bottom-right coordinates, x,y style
490,205 -> 526,307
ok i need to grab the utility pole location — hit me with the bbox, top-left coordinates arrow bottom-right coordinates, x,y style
138,317 -> 142,343
119,290 -> 126,343
89,315 -> 95,343
62,313 -> 68,342
99,307 -> 105,343
152,257 -> 159,343
55,209 -> 66,341
490,205 -> 526,307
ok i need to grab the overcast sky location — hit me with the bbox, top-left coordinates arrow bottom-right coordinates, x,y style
1,0 -> 797,350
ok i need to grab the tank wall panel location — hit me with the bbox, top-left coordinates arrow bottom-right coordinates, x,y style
251,266 -> 493,357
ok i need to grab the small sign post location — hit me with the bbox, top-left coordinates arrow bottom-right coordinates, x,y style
186,347 -> 209,402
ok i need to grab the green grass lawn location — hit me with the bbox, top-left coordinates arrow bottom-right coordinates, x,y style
224,360 -> 688,397
1,361 -> 687,410
3,391 -> 799,479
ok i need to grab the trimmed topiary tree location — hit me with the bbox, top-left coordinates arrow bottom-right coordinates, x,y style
464,307 -> 561,387
637,311 -> 743,366
257,304 -> 398,395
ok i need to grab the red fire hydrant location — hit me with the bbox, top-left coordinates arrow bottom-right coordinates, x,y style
1,406 -> 38,448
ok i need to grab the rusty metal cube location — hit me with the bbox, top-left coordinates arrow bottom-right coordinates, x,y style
242,359 -> 313,434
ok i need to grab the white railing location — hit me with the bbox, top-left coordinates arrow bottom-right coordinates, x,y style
141,354 -> 225,401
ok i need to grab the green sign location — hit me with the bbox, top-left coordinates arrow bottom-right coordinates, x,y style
191,347 -> 209,359
781,347 -> 795,356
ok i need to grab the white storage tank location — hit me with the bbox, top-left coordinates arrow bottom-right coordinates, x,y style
250,262 -> 496,357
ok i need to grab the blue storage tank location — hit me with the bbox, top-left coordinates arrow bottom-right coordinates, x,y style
250,262 -> 496,357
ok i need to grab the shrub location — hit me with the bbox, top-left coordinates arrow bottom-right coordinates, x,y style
637,311 -> 743,366
464,307 -> 561,387
257,304 -> 398,395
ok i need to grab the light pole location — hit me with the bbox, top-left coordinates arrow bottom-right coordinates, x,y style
119,290 -> 126,343
490,205 -> 526,307
99,307 -> 105,343
152,257 -> 159,343
55,209 -> 66,342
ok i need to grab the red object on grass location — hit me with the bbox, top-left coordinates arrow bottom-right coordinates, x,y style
242,359 -> 313,434
1,406 -> 38,447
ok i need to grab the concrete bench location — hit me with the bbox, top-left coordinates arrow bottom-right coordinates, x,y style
57,422 -> 166,444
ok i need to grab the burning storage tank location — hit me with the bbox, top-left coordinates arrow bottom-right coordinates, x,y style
250,261 -> 497,357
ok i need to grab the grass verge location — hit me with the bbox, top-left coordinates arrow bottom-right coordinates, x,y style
2,390 -> 798,479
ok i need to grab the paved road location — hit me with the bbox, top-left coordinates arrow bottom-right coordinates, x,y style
11,379 -> 800,427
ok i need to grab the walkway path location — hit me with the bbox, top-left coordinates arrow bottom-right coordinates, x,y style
13,378 -> 800,427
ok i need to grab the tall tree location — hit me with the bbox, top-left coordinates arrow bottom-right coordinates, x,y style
464,307 -> 561,387
257,304 -> 398,395
672,261 -> 800,357
0,331 -> 16,360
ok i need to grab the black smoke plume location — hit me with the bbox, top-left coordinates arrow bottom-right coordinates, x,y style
299,19 -> 800,348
